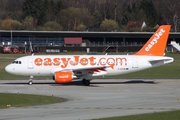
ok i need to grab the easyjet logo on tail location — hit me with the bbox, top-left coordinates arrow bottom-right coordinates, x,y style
145,28 -> 165,51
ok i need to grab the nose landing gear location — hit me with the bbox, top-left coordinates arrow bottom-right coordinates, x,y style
28,75 -> 33,85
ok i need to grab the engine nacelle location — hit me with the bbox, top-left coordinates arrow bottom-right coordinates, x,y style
54,71 -> 73,83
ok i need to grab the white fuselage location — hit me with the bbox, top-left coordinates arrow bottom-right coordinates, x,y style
5,55 -> 174,77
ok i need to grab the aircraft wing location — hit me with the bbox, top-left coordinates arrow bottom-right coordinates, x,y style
72,65 -> 109,77
51,65 -> 110,74
51,65 -> 110,78
72,65 -> 109,71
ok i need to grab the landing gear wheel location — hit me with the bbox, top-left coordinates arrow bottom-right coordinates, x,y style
28,80 -> 33,85
82,79 -> 90,86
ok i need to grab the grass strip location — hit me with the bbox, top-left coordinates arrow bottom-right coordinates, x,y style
93,110 -> 180,120
0,93 -> 66,109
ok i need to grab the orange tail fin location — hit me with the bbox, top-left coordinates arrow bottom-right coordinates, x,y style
134,25 -> 171,56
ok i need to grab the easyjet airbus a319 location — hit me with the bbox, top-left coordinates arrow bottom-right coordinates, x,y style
5,25 -> 174,86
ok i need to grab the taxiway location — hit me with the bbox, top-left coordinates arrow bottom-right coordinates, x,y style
0,79 -> 180,120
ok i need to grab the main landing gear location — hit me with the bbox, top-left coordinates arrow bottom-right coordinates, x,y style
82,78 -> 90,86
28,75 -> 33,85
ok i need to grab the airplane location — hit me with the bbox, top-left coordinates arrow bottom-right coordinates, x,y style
5,25 -> 174,86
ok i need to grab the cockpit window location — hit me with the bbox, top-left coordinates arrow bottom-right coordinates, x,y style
12,61 -> 22,64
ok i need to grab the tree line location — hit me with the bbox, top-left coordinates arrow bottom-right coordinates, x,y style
0,0 -> 179,32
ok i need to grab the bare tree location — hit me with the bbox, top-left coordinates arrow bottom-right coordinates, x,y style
154,0 -> 180,31
0,0 -> 9,11
168,3 -> 180,32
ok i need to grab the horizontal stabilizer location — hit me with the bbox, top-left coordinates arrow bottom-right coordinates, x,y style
149,57 -> 174,66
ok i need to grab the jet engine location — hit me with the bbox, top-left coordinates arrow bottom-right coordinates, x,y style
54,71 -> 73,83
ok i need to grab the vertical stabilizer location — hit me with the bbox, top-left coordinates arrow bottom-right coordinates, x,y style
134,25 -> 171,56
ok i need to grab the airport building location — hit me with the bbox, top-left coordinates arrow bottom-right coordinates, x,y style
0,30 -> 180,53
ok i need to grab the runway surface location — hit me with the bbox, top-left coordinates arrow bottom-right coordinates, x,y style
0,79 -> 180,120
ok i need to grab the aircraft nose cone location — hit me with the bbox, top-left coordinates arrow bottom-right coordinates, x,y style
5,65 -> 12,73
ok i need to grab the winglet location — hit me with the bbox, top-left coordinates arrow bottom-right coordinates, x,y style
134,25 -> 171,56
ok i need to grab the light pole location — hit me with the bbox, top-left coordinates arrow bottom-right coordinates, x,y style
24,41 -> 27,53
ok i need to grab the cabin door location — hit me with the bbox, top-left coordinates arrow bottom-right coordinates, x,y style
28,57 -> 34,69
132,57 -> 138,68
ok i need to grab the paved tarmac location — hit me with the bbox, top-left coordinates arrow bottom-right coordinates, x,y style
0,79 -> 180,120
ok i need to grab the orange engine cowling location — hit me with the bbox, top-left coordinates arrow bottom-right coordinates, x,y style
54,71 -> 73,83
